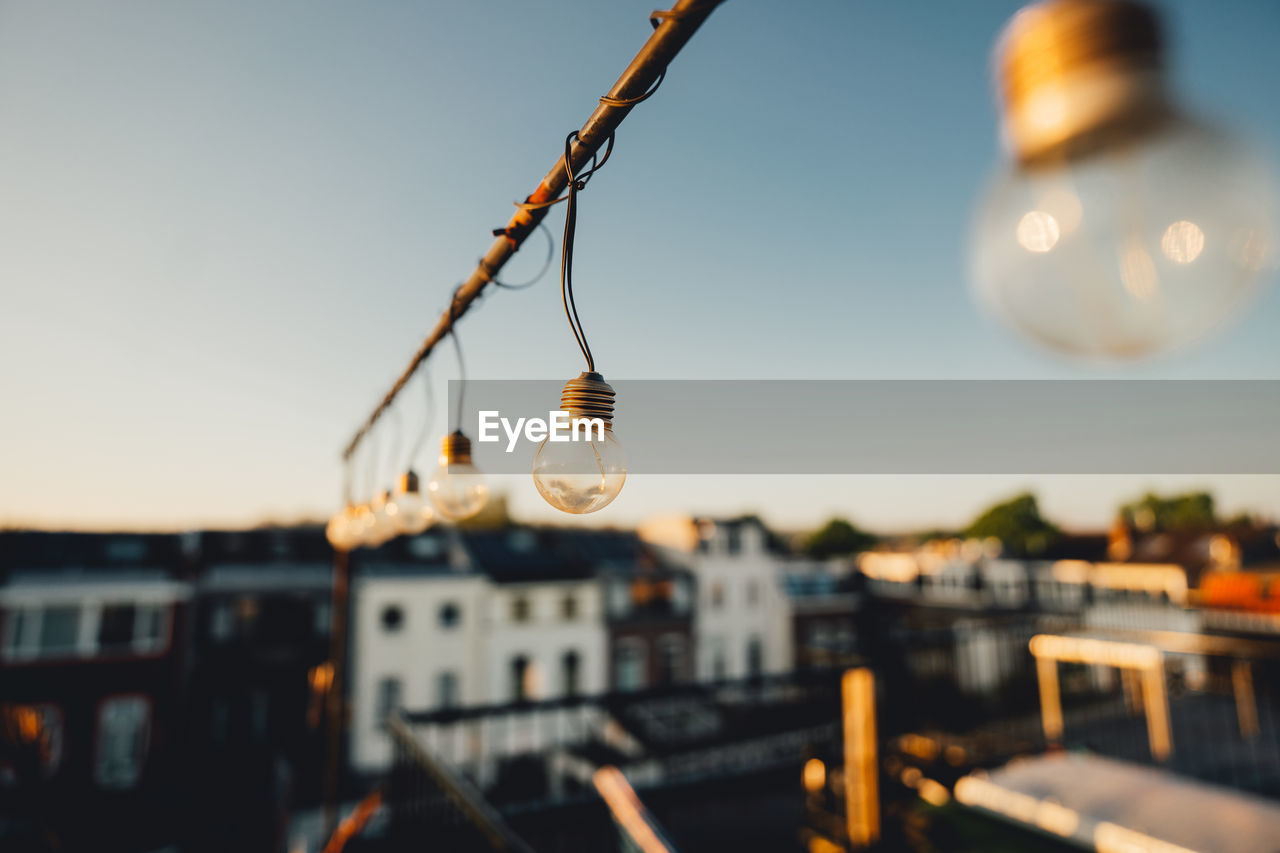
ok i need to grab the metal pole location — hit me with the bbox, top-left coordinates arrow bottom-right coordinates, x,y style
1140,659 -> 1172,762
323,548 -> 351,837
341,0 -> 725,461
842,667 -> 879,848
1232,659 -> 1260,738
1035,656 -> 1063,744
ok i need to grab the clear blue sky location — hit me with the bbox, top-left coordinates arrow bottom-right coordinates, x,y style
2,0 -> 1278,533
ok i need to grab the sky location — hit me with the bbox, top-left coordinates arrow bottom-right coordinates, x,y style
1,0 -> 1278,534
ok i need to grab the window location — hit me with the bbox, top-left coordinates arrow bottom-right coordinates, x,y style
438,602 -> 461,629
408,534 -> 444,560
671,578 -> 691,613
614,641 -> 646,692
95,696 -> 151,790
746,636 -> 764,677
747,580 -> 760,606
437,672 -> 459,710
707,636 -> 727,680
560,594 -> 578,621
376,678 -> 402,727
210,601 -> 233,642
98,604 -> 136,652
511,596 -> 531,623
561,651 -> 581,697
39,606 -> 80,656
657,635 -> 684,685
608,581 -> 630,617
510,656 -> 531,702
236,596 -> 260,625
710,582 -> 725,610
4,607 -> 37,659
726,526 -> 741,555
380,605 -> 404,633
12,704 -> 65,777
133,604 -> 167,653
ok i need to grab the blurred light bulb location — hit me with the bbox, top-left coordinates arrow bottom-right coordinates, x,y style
364,490 -> 396,547
427,432 -> 489,521
972,0 -> 1277,359
386,470 -> 435,535
348,503 -> 376,548
325,504 -> 360,551
533,372 -> 627,514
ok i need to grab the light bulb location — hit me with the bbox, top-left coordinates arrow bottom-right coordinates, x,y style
325,504 -> 360,551
971,0 -> 1277,359
533,372 -> 627,514
427,431 -> 489,521
347,503 -> 376,549
386,470 -> 435,535
365,490 -> 397,546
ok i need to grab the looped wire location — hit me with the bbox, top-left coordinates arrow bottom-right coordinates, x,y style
649,8 -> 684,28
512,133 -> 616,214
478,222 -> 554,290
599,68 -> 667,107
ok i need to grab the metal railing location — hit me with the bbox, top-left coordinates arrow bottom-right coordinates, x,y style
385,712 -> 535,852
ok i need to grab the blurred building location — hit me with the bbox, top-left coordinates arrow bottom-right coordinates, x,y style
184,527 -> 335,853
779,558 -> 860,670
0,531 -> 192,852
350,525 -> 607,774
638,515 -> 793,680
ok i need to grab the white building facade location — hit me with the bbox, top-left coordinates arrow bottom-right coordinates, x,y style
349,529 -> 607,773
639,516 -> 793,681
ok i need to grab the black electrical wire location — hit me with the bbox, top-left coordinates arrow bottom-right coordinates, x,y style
482,222 -> 555,290
448,286 -> 467,433
407,365 -> 434,467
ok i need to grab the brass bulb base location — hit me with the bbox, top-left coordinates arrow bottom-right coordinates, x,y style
441,431 -> 473,465
997,0 -> 1169,164
560,372 -> 615,429
396,470 -> 421,495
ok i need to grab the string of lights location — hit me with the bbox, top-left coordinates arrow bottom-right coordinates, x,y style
340,0 -> 724,464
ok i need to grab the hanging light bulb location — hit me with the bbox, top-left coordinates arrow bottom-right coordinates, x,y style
325,504 -> 360,551
971,0 -> 1277,359
533,130 -> 629,513
346,503 -> 376,548
533,372 -> 626,514
427,431 -> 489,521
386,470 -> 435,535
364,489 -> 397,546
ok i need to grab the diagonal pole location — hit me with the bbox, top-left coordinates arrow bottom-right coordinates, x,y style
341,0 -> 725,462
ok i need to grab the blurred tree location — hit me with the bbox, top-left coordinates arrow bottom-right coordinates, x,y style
805,518 -> 876,559
1119,491 -> 1215,532
1224,511 -> 1259,529
964,493 -> 1058,556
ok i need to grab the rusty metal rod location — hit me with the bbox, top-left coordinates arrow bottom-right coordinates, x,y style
341,0 -> 724,461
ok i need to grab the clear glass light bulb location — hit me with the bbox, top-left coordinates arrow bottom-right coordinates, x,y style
386,470 -> 435,535
325,504 -> 359,551
532,372 -> 627,514
427,432 -> 489,521
971,0 -> 1277,360
533,430 -> 626,514
348,503 -> 376,549
365,490 -> 396,546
